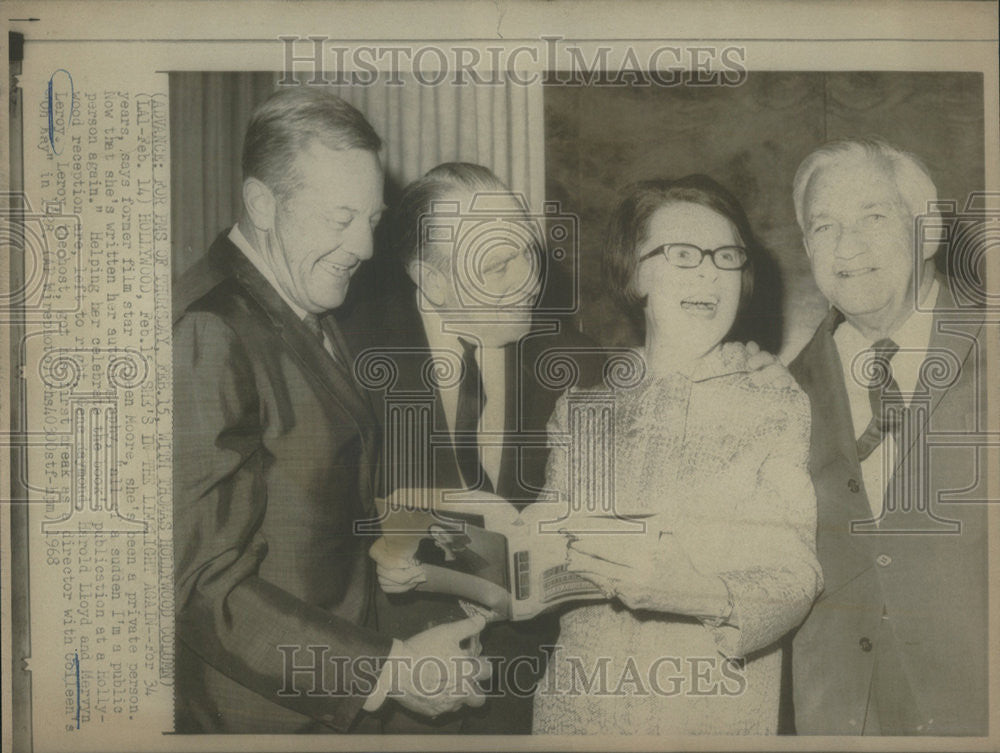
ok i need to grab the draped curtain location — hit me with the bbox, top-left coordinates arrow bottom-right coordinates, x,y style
169,73 -> 277,279
169,72 -> 544,280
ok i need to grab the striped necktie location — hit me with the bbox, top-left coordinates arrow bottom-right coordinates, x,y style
856,338 -> 902,461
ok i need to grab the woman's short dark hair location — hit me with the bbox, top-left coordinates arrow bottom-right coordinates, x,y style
242,86 -> 382,201
603,174 -> 760,326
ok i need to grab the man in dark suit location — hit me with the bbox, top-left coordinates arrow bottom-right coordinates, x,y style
342,163 -> 609,733
788,138 -> 989,735
173,88 -> 487,734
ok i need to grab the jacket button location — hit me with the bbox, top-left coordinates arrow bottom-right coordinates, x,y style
847,478 -> 860,493
859,637 -> 873,652
876,554 -> 892,567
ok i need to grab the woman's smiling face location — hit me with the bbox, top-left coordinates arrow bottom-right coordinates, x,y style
633,201 -> 743,358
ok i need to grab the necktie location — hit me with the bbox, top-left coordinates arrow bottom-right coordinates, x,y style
304,312 -> 342,364
455,337 -> 493,492
856,338 -> 903,461
303,313 -> 325,344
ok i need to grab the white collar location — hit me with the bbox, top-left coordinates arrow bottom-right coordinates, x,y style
229,225 -> 310,321
835,278 -> 939,356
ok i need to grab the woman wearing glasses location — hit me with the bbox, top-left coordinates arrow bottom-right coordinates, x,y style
533,175 -> 821,735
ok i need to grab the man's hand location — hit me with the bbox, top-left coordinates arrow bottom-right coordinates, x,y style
566,531 -> 731,621
744,340 -> 774,370
389,615 -> 492,718
369,536 -> 426,593
744,340 -> 795,389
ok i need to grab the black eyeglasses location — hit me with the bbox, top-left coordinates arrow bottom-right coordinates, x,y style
639,243 -> 748,271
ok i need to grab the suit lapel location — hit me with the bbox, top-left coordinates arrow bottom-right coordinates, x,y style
893,281 -> 981,463
197,235 -> 380,518
318,312 -> 381,421
801,310 -> 862,475
797,309 -> 880,532
229,244 -> 377,440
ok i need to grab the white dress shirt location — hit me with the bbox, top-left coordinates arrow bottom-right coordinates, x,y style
833,279 -> 938,520
419,300 -> 506,490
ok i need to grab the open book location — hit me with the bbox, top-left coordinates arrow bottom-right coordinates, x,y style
373,489 -> 609,621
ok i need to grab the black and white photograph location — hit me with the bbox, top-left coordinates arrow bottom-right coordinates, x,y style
2,2 -> 997,751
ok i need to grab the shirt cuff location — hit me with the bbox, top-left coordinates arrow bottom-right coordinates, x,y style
362,639 -> 403,712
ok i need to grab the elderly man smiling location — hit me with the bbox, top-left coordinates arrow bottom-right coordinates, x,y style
789,138 -> 988,736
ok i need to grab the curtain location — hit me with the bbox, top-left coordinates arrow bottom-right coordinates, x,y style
169,72 -> 544,281
169,72 -> 277,280
328,74 -> 545,211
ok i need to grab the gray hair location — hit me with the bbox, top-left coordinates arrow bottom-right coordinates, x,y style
792,138 -> 938,230
242,86 -> 382,201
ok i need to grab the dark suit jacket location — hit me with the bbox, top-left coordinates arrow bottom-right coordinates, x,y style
340,282 -> 608,733
172,232 -> 389,733
789,279 -> 989,735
